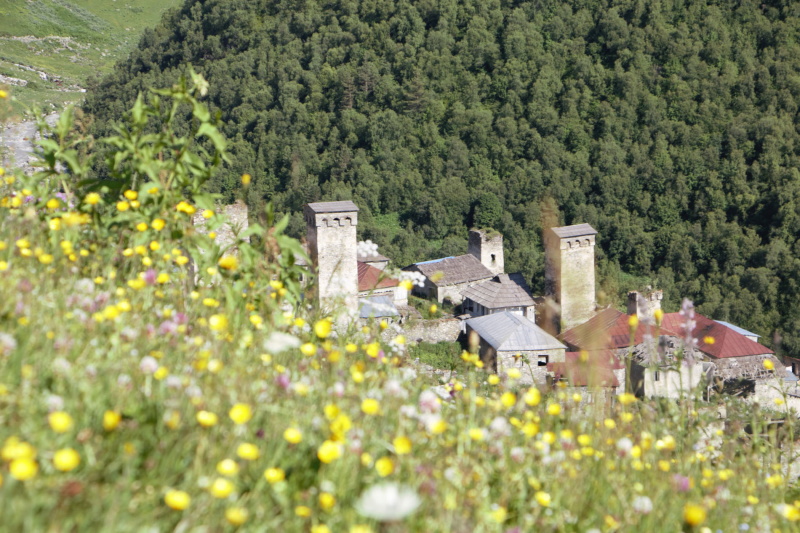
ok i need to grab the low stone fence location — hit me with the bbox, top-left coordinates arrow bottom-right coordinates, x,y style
403,318 -> 464,344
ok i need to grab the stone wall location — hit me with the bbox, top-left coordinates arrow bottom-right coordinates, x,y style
468,229 -> 504,276
479,341 -> 566,386
403,318 -> 464,344
192,201 -> 250,249
751,379 -> 800,413
631,361 -> 704,399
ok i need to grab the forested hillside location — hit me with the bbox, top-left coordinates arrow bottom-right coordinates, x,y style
83,0 -> 800,356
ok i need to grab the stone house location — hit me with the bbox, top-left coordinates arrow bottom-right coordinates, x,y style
404,254 -> 494,304
403,229 -> 504,304
460,273 -> 536,319
466,311 -> 566,385
547,350 -> 624,402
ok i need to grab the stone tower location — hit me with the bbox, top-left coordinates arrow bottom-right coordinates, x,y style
304,201 -> 359,316
544,223 -> 598,332
468,229 -> 504,276
627,290 -> 663,320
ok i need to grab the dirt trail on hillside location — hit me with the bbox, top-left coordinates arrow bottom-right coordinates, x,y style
0,114 -> 59,171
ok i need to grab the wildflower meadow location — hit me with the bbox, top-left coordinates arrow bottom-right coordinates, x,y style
1,77 -> 800,532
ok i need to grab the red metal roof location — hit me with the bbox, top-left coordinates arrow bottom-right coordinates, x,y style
661,313 -> 773,358
561,308 -> 773,359
358,262 -> 400,292
565,350 -> 626,370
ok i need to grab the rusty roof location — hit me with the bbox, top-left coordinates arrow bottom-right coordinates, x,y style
408,254 -> 494,287
358,262 -> 399,292
460,273 -> 535,309
561,309 -> 774,359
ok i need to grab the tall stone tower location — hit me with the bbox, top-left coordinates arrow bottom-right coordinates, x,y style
304,201 -> 359,316
468,229 -> 504,276
544,223 -> 598,332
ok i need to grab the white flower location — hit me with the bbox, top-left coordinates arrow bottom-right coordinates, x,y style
355,483 -> 421,522
616,437 -> 633,454
45,394 -> 64,412
419,390 -> 441,413
0,332 -> 17,356
489,416 -> 510,437
384,379 -> 408,399
52,357 -> 72,374
139,356 -> 159,374
263,331 -> 301,354
357,240 -> 380,258
632,496 -> 653,514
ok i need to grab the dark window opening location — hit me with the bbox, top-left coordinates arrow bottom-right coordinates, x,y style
538,355 -> 548,367
654,370 -> 660,382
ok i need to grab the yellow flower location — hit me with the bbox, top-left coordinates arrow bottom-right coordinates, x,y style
429,304 -> 438,314
546,403 -> 561,416
38,254 -> 54,265
618,393 -> 637,405
46,198 -> 60,209
48,411 -> 74,433
468,428 -> 485,441
524,387 -> 541,406
319,492 -> 336,511
317,440 -> 343,464
218,255 -> 238,271
393,436 -> 412,455
151,218 -> 166,231
264,467 -> 285,484
314,319 -> 332,338
241,174 -> 251,185
209,477 -> 234,498
295,506 -> 312,517
53,448 -> 80,472
284,427 -> 303,444
375,456 -> 395,476
116,201 -> 130,212
490,506 -> 507,523
124,190 -> 138,200
103,410 -> 121,431
196,410 -> 219,427
156,273 -> 169,284
225,507 -> 248,525
501,392 -> 517,408
628,314 -> 639,328
164,489 -> 191,510
10,458 -> 38,480
202,209 -> 214,219
300,343 -> 317,356
361,398 -> 380,415
763,359 -> 774,371
176,201 -> 196,214
0,89 -> 7,99
229,403 -> 253,425
311,526 -> 330,533
237,443 -> 260,461
535,491 -> 551,507
208,314 -> 228,332
683,503 -> 706,526
217,458 -> 240,476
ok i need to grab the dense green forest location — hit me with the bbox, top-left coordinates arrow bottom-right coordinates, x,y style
83,0 -> 800,356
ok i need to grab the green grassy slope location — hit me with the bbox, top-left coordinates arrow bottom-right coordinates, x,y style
0,0 -> 179,115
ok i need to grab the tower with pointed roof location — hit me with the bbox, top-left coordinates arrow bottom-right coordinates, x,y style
544,223 -> 598,332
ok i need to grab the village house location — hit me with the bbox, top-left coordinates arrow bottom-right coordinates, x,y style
403,229 -> 504,304
547,350 -> 624,402
466,311 -> 566,385
461,273 -> 536,318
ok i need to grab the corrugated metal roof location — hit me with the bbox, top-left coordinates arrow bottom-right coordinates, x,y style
549,223 -> 597,239
715,320 -> 760,339
306,201 -> 359,213
358,261 -> 399,292
467,312 -> 565,352
661,314 -> 773,359
460,273 -> 535,309
408,254 -> 494,286
358,296 -> 399,318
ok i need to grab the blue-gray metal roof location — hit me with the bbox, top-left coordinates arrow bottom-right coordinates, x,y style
715,320 -> 760,339
466,312 -> 565,352
358,296 -> 399,318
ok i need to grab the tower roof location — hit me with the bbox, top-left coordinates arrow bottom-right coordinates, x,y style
460,273 -> 534,309
305,201 -> 359,213
407,254 -> 494,286
549,223 -> 597,239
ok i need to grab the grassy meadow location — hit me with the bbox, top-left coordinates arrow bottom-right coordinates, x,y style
0,0 -> 179,115
1,80 -> 800,531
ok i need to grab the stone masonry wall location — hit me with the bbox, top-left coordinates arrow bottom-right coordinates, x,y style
403,318 -> 463,344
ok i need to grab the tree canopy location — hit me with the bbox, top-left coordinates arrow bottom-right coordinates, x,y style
83,0 -> 800,356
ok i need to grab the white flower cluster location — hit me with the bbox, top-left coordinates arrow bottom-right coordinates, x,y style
0,332 -> 17,356
357,240 -> 379,259
398,270 -> 426,288
355,483 -> 421,522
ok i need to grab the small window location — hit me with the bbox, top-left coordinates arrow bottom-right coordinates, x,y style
654,370 -> 660,382
491,253 -> 496,262
538,355 -> 548,367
